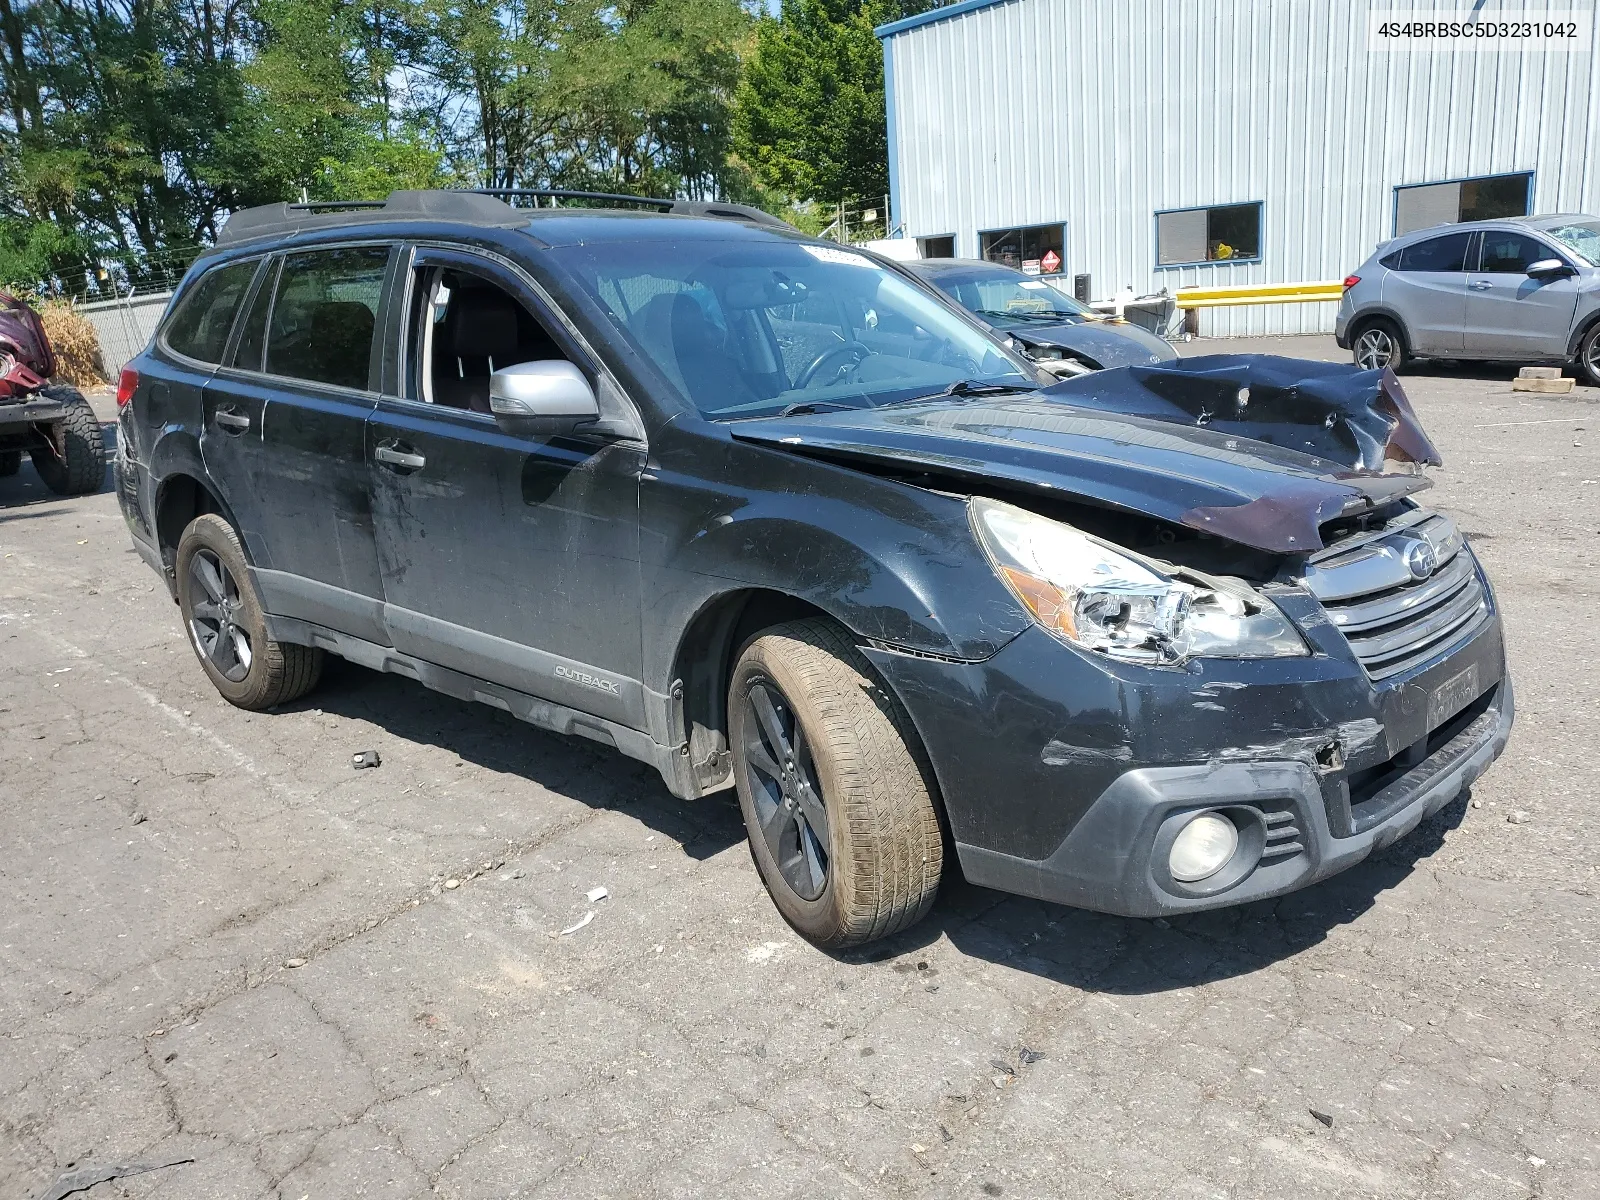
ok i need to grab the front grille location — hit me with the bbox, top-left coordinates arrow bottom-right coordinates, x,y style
1305,511 -> 1491,682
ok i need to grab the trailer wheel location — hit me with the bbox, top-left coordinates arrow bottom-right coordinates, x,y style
30,384 -> 106,495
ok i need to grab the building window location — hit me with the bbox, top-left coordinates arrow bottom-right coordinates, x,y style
1393,172 -> 1531,235
918,234 -> 956,259
1155,203 -> 1262,267
978,223 -> 1065,274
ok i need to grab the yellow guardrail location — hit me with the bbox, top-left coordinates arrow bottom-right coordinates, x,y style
1175,281 -> 1346,309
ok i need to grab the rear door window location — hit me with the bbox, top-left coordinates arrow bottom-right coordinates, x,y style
1396,233 -> 1472,273
230,258 -> 280,372
1476,232 -> 1555,274
264,247 -> 390,390
163,260 -> 260,363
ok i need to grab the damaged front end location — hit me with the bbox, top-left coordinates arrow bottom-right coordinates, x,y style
732,354 -> 1440,557
736,353 -> 1512,918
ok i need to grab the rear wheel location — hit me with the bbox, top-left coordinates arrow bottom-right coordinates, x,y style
1351,318 -> 1408,373
176,514 -> 323,710
30,384 -> 106,495
0,450 -> 19,477
1578,323 -> 1600,387
728,618 -> 943,948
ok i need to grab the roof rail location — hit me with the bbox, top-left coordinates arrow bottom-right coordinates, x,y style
470,189 -> 797,231
216,190 -> 527,246
215,187 -> 798,247
472,189 -> 674,210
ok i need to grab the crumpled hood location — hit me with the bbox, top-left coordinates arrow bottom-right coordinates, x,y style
729,355 -> 1441,555
1010,319 -> 1178,367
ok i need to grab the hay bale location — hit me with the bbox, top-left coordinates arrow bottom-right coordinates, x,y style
38,300 -> 108,386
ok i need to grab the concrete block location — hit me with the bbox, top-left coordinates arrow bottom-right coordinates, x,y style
1511,376 -> 1575,393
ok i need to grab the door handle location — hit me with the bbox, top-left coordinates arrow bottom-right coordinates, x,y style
1469,280 -> 1493,290
374,442 -> 426,472
214,408 -> 251,434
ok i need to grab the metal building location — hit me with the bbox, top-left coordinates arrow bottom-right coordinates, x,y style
877,0 -> 1600,335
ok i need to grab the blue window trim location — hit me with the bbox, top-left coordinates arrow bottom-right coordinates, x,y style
1390,170 -> 1535,237
1152,200 -> 1265,270
883,38 -> 901,237
874,0 -> 1014,39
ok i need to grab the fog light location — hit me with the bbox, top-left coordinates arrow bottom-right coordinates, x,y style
1169,812 -> 1238,882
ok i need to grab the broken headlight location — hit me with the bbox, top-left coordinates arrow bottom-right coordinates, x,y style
971,498 -> 1307,664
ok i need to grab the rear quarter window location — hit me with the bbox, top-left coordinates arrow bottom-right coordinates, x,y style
1396,233 -> 1471,273
163,260 -> 260,363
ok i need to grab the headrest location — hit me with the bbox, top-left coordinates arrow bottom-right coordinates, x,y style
313,301 -> 375,337
668,292 -> 724,353
449,288 -> 522,358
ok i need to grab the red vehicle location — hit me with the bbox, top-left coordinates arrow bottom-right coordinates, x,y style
0,292 -> 106,494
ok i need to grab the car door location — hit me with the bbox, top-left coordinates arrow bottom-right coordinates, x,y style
1463,229 -> 1582,359
201,243 -> 396,643
365,245 -> 649,728
1381,231 -> 1474,355
156,255 -> 261,525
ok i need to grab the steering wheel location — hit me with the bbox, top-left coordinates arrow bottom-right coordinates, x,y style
796,341 -> 871,389
937,346 -> 982,376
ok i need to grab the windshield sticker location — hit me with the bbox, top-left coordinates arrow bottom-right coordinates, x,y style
801,244 -> 874,268
1019,280 -> 1049,290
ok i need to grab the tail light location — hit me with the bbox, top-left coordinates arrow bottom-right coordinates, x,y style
116,367 -> 138,408
1343,275 -> 1361,289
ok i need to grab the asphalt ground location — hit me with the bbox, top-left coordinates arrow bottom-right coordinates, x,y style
1,340 -> 1596,1199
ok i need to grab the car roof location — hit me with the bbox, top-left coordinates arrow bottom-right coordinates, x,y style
211,189 -> 801,252
1387,212 -> 1599,246
906,257 -> 1040,279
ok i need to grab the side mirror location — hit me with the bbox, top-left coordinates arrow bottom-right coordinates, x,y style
489,360 -> 600,436
1526,258 -> 1574,279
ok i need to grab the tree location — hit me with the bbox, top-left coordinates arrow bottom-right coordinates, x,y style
0,0 -> 763,290
732,0 -> 931,211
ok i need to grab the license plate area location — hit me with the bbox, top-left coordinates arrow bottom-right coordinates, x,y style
1426,663 -> 1480,732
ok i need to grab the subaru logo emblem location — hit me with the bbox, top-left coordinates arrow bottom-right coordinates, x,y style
1401,538 -> 1437,580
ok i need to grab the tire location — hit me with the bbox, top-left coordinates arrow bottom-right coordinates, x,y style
175,514 -> 323,710
1351,318 -> 1408,373
0,451 -> 19,477
30,384 -> 106,495
1578,323 -> 1600,387
728,617 -> 943,948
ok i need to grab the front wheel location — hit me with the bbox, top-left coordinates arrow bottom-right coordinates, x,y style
729,618 -> 943,948
176,514 -> 323,710
31,384 -> 106,495
1351,318 -> 1408,373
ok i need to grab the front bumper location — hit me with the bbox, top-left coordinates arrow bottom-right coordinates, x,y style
959,677 -> 1510,917
864,600 -> 1511,919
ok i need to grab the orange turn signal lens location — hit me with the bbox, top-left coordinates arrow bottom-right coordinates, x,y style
999,565 -> 1077,640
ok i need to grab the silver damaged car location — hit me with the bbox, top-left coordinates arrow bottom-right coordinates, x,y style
1335,214 -> 1600,383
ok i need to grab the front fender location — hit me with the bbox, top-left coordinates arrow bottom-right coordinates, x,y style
639,431 -> 1032,686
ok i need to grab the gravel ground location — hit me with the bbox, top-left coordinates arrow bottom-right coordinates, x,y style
1,345 -> 1597,1200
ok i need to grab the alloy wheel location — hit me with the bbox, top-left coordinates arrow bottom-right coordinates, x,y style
1585,335 -> 1600,382
741,680 -> 831,900
1354,327 -> 1396,370
187,549 -> 253,682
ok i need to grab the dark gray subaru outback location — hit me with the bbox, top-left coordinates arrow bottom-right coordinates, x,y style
115,190 -> 1512,947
